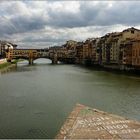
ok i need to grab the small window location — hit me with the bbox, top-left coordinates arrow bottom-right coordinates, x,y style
138,59 -> 139,64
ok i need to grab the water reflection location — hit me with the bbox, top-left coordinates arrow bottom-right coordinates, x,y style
0,64 -> 17,75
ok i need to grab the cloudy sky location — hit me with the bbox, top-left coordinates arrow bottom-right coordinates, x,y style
0,1 -> 140,48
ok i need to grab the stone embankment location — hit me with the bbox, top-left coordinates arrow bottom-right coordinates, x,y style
56,104 -> 140,139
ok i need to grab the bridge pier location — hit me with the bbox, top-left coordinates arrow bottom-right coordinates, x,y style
29,58 -> 33,65
52,58 -> 58,64
52,54 -> 58,64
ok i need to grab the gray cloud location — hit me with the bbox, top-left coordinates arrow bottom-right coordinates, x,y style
22,35 -> 66,44
0,1 -> 140,48
47,1 -> 140,28
10,15 -> 47,33
0,14 -> 47,38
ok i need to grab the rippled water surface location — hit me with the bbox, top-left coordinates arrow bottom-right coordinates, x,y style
0,59 -> 140,138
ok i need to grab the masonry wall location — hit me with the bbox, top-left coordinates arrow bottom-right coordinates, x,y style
132,41 -> 140,66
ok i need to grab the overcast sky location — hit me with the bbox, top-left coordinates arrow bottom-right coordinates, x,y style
0,1 -> 140,48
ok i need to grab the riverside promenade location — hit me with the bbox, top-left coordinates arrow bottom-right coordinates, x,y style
56,104 -> 140,139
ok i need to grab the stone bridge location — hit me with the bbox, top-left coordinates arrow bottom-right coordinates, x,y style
6,48 -> 75,64
6,48 -> 59,64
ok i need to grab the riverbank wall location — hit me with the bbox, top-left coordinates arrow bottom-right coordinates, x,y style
74,58 -> 140,73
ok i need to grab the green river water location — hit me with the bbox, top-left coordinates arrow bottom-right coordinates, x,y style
0,59 -> 140,138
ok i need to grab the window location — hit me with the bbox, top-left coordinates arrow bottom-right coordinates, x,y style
137,59 -> 139,64
134,50 -> 136,57
136,50 -> 138,57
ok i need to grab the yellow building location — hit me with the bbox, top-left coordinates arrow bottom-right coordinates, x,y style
132,39 -> 140,67
106,27 -> 140,65
75,42 -> 84,64
119,27 -> 140,65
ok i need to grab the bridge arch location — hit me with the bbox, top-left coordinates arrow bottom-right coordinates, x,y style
33,58 -> 52,64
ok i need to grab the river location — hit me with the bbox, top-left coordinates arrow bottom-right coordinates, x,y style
0,59 -> 140,138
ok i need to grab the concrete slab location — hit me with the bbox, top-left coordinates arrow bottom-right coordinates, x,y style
56,104 -> 140,139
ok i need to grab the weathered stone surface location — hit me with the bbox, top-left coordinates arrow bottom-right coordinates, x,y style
56,104 -> 140,139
